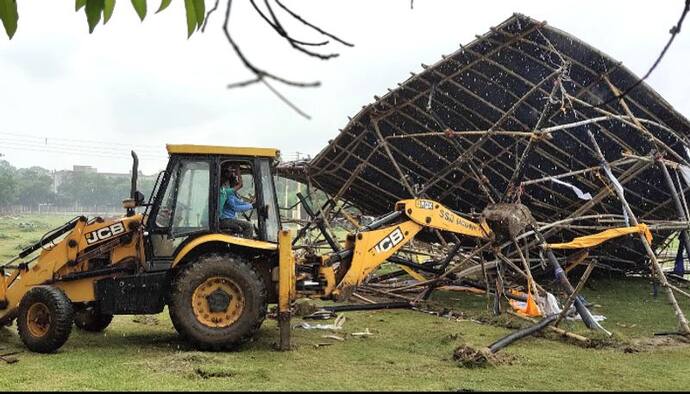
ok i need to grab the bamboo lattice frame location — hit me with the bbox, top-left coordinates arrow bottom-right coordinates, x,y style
278,13 -> 690,272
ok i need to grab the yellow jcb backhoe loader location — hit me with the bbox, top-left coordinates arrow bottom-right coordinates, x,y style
0,144 -> 493,353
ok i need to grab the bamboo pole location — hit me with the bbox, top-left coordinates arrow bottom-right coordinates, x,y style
508,311 -> 590,344
495,251 -> 546,294
479,242 -> 493,310
586,129 -> 690,335
675,169 -> 690,224
358,286 -> 416,302
668,283 -> 690,300
503,81 -> 561,201
418,67 -> 566,195
567,94 -> 689,166
658,159 -> 690,270
528,219 -> 609,333
521,157 -> 636,186
372,119 -> 416,197
506,160 -> 652,261
555,260 -> 596,327
384,130 -> 536,139
513,240 -> 540,297
352,292 -> 377,304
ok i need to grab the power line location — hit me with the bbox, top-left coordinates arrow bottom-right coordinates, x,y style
0,141 -> 165,158
1,133 -> 313,170
0,141 -> 166,159
0,142 -> 167,161
0,131 -> 164,153
0,138 -> 166,157
0,132 -> 169,160
0,144 -> 167,174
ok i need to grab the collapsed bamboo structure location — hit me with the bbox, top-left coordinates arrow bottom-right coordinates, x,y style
278,14 -> 690,337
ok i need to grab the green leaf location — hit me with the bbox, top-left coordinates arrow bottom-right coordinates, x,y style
184,0 -> 196,38
156,0 -> 172,13
131,0 -> 146,21
0,0 -> 18,39
103,0 -> 115,24
193,0 -> 204,29
85,0 -> 104,33
76,0 -> 87,11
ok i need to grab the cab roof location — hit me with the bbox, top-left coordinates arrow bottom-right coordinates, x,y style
166,144 -> 280,158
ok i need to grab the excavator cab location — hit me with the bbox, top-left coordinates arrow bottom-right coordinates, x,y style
143,145 -> 282,267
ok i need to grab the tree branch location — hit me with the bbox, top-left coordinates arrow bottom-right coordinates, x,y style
221,0 -> 320,88
274,0 -> 354,47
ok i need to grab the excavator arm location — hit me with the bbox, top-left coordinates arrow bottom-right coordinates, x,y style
324,198 -> 492,299
395,199 -> 492,239
275,198 -> 490,349
0,215 -> 145,325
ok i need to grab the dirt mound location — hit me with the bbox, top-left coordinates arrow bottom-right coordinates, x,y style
293,300 -> 320,317
630,335 -> 690,350
452,345 -> 514,368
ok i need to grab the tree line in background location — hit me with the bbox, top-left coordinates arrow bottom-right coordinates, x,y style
0,160 -> 157,210
0,159 -> 326,216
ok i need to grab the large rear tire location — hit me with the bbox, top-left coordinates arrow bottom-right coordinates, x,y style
169,253 -> 267,351
17,286 -> 74,353
74,305 -> 113,332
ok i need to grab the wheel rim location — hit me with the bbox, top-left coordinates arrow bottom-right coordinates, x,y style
192,276 -> 245,328
27,302 -> 51,337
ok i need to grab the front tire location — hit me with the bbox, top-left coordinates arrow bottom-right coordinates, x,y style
169,253 -> 267,351
17,286 -> 74,353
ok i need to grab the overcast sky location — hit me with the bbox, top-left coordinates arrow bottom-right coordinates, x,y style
0,0 -> 688,175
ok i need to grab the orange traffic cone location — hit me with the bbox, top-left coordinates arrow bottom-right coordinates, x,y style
509,280 -> 542,318
522,291 -> 541,318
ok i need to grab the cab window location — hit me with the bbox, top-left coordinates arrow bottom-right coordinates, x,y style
154,160 -> 210,236
219,160 -> 258,237
258,159 -> 280,242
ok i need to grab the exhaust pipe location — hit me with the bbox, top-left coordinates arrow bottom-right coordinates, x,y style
130,150 -> 139,200
124,151 -> 139,217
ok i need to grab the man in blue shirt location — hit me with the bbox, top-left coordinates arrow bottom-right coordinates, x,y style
219,166 -> 256,238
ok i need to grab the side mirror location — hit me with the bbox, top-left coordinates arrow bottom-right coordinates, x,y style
134,190 -> 146,206
122,191 -> 146,212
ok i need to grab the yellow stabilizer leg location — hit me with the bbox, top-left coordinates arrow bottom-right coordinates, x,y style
277,229 -> 296,351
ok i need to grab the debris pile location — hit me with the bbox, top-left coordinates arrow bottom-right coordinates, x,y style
278,13 -> 690,347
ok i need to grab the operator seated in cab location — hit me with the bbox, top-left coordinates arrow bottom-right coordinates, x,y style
219,164 -> 256,238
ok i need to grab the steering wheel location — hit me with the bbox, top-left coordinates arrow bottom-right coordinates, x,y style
242,210 -> 254,222
238,194 -> 256,221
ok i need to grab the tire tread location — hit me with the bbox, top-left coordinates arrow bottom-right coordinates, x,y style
169,253 -> 267,351
17,286 -> 74,353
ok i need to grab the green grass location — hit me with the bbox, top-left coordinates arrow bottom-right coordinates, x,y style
1,288 -> 689,391
0,214 -> 73,260
1,215 -> 690,390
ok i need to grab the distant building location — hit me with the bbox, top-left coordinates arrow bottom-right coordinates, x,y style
71,165 -> 97,173
52,165 -> 158,193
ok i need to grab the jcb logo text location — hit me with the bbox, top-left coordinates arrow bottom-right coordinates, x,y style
85,222 -> 125,245
372,227 -> 405,254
